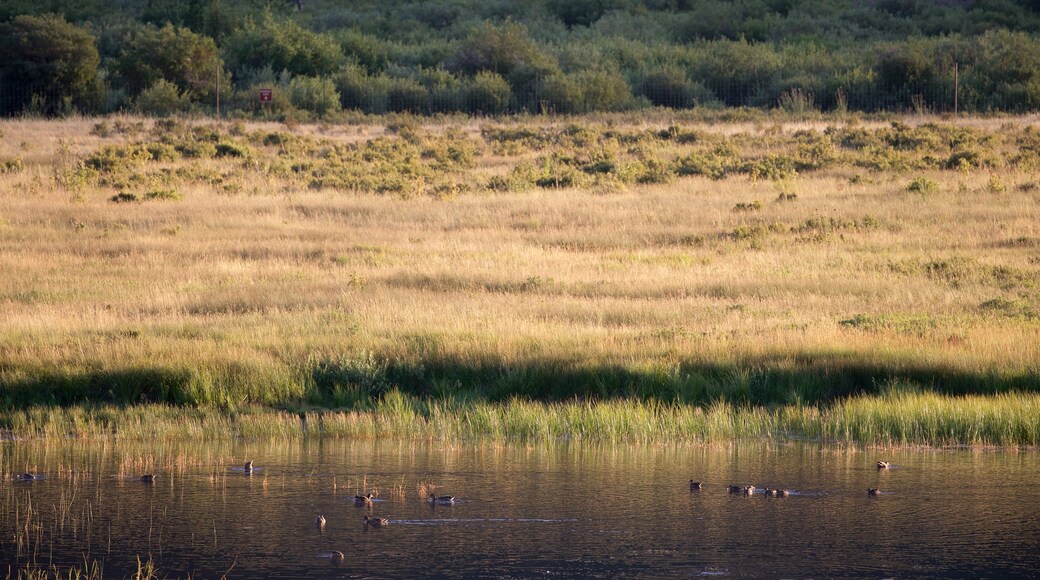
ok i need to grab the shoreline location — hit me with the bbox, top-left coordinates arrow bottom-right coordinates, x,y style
2,389 -> 1037,448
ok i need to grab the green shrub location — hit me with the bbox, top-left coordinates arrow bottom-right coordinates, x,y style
906,176 -> 939,193
386,77 -> 428,113
136,79 -> 190,117
733,201 -> 762,212
288,76 -> 341,117
214,141 -> 249,158
467,71 -> 511,114
110,192 -> 139,203
638,67 -> 697,109
0,157 -> 25,174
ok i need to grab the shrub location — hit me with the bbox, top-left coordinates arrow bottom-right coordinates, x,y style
906,176 -> 939,193
288,76 -> 341,117
333,64 -> 392,113
136,79 -> 190,116
0,157 -> 25,174
638,67 -> 696,109
386,78 -> 428,113
110,192 -> 139,203
733,201 -> 762,212
466,71 -> 511,114
574,69 -> 633,112
214,141 -> 249,158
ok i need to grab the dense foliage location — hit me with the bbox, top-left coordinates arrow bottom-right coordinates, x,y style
3,1 -> 1040,116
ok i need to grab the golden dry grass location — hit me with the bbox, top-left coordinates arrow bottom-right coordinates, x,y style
0,113 -> 1037,412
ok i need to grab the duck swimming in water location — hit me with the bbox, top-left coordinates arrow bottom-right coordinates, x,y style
876,461 -> 891,469
727,485 -> 742,494
689,480 -> 702,491
428,494 -> 456,505
742,485 -> 756,496
314,515 -> 326,528
140,474 -> 157,483
354,493 -> 376,505
15,473 -> 39,481
868,488 -> 881,496
362,515 -> 389,527
316,551 -> 344,561
244,460 -> 253,473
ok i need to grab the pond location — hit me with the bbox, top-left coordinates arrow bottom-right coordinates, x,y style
2,439 -> 1039,578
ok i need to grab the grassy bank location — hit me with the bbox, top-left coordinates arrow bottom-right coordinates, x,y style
1,114 -> 1039,445
3,388 -> 1038,447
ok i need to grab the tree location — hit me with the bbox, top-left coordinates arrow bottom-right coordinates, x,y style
0,14 -> 101,115
114,23 -> 230,104
224,11 -> 345,79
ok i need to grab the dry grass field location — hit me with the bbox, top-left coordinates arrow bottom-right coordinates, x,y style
0,113 -> 1038,443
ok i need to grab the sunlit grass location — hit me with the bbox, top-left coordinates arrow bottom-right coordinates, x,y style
3,389 -> 1037,447
0,114 -> 1039,445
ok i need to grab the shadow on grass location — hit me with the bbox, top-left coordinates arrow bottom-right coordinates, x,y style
2,352 -> 1038,410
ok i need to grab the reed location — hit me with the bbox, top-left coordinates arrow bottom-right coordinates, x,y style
2,391 -> 1037,447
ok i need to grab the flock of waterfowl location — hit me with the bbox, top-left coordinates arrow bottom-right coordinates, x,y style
12,456 -> 894,566
690,460 -> 894,498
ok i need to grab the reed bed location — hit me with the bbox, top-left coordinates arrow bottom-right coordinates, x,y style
2,390 -> 1037,447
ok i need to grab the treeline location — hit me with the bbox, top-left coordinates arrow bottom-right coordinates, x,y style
3,0 -> 1040,117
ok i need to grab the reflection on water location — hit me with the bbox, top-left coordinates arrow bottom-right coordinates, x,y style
2,439 -> 1039,578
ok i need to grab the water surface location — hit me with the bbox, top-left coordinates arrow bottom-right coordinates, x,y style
2,440 -> 1038,578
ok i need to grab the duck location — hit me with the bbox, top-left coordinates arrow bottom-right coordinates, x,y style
314,515 -> 326,528
868,488 -> 881,496
15,472 -> 38,481
689,480 -> 702,491
428,494 -> 456,505
362,515 -> 389,527
742,485 -> 756,496
763,488 -> 778,497
140,474 -> 157,483
244,460 -> 253,473
876,461 -> 891,469
776,489 -> 790,497
354,493 -> 376,504
316,550 -> 344,561
727,485 -> 742,494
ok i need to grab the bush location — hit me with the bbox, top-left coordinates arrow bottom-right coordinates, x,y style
333,64 -> 392,113
136,79 -> 190,116
574,69 -> 633,112
110,192 -> 139,203
288,76 -> 341,117
386,78 -> 428,113
466,71 -> 512,114
638,67 -> 696,109
906,176 -> 939,193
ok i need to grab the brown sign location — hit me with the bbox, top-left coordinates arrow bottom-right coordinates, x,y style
259,88 -> 273,103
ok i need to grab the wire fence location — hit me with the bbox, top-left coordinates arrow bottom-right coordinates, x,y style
0,72 -> 994,119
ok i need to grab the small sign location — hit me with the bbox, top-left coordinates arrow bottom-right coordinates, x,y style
259,88 -> 273,103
